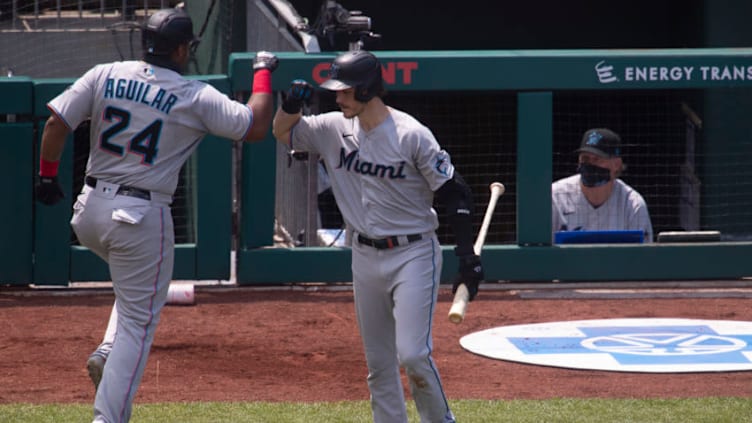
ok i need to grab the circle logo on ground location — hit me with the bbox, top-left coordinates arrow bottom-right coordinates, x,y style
460,318 -> 752,373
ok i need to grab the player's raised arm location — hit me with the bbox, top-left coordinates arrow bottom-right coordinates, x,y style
272,79 -> 313,147
244,51 -> 278,142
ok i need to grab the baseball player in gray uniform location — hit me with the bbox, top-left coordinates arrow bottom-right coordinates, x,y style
552,128 -> 654,242
272,50 -> 484,423
34,8 -> 278,422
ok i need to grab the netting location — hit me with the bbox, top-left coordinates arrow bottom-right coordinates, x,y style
387,91 -> 518,245
275,87 -> 752,247
554,88 -> 752,240
0,1 -> 236,78
553,90 -> 692,238
61,84 -> 752,248
15,3 -> 752,249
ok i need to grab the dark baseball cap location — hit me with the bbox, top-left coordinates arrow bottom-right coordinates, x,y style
576,128 -> 622,158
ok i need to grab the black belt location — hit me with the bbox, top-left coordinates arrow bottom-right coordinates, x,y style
85,176 -> 151,201
357,233 -> 423,249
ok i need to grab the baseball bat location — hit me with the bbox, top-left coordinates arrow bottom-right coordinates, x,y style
448,182 -> 505,324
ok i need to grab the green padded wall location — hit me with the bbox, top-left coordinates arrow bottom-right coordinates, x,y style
0,78 -> 34,284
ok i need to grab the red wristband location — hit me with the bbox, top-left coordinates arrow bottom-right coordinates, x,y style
39,158 -> 60,177
252,69 -> 272,94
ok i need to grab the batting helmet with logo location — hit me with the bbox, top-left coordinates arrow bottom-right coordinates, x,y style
320,50 -> 383,102
142,8 -> 199,57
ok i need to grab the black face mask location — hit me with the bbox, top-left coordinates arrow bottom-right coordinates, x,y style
578,163 -> 611,187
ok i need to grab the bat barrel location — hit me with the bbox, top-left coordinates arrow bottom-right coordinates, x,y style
473,182 -> 505,255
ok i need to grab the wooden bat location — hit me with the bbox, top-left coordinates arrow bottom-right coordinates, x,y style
448,182 -> 505,324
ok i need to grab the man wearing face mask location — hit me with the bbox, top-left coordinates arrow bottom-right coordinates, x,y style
552,128 -> 654,242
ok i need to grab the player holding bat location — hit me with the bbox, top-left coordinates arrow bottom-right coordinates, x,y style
449,181 -> 505,324
272,50 -> 484,423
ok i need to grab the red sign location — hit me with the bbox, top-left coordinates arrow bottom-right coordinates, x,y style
312,61 -> 419,85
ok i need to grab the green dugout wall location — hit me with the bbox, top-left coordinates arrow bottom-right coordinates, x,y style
0,76 -> 233,286
0,77 -> 34,284
230,48 -> 752,284
3,48 -> 752,286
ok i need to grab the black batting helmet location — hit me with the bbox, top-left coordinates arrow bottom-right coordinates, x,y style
142,8 -> 199,56
320,50 -> 383,102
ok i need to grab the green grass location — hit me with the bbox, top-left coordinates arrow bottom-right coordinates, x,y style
2,398 -> 752,423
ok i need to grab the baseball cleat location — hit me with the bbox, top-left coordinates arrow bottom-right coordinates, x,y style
86,354 -> 105,392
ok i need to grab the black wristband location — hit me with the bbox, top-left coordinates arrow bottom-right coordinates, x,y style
454,244 -> 475,257
448,212 -> 475,256
281,98 -> 303,114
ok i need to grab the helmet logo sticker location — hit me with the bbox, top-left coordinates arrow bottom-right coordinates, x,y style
329,63 -> 340,79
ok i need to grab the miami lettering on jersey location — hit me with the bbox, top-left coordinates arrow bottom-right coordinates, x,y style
337,147 -> 406,179
103,78 -> 178,115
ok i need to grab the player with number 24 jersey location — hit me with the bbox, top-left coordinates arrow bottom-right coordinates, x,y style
48,61 -> 253,196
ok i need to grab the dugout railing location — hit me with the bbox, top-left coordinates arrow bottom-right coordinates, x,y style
230,49 -> 752,284
3,49 -> 752,286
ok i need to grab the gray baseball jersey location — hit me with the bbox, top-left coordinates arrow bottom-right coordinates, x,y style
552,174 -> 654,242
291,107 -> 453,238
49,60 -> 253,195
49,60 -> 254,423
290,106 -> 456,422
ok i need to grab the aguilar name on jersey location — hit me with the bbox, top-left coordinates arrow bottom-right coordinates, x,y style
48,61 -> 254,196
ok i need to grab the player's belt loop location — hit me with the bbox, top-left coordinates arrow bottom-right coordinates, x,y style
85,176 -> 151,201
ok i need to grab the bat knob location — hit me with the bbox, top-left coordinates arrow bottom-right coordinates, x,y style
448,284 -> 470,324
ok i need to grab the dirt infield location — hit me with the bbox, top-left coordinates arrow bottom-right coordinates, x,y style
2,284 -> 752,404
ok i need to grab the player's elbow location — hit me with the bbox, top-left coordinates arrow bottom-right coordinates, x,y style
271,117 -> 293,147
271,127 -> 291,147
42,113 -> 72,141
436,173 -> 474,215
45,113 -> 70,133
243,122 -> 271,142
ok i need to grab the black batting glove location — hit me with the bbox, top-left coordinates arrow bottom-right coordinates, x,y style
253,51 -> 279,73
281,79 -> 313,114
35,176 -> 64,206
453,254 -> 484,301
